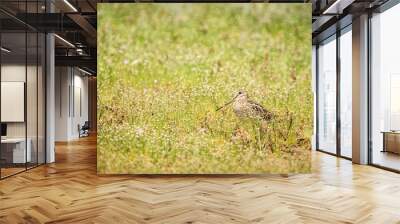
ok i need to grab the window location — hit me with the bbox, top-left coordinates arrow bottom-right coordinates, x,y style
339,26 -> 352,158
317,35 -> 337,154
371,3 -> 400,171
0,2 -> 47,179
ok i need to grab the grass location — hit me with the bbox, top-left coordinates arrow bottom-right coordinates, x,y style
97,4 -> 312,174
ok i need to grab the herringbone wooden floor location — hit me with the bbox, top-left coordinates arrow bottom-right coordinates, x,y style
1,136 -> 400,224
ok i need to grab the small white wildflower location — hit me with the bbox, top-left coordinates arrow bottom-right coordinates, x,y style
135,127 -> 145,137
123,59 -> 129,65
198,128 -> 207,134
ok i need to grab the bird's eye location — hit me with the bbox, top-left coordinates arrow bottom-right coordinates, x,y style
238,91 -> 242,94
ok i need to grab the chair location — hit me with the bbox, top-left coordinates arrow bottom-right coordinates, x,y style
79,121 -> 90,138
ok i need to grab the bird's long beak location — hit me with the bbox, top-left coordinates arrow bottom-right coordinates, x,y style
216,96 -> 236,112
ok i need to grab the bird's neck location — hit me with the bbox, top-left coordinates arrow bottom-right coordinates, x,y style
235,97 -> 248,104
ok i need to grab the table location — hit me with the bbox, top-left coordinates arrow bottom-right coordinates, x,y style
381,131 -> 400,154
1,138 -> 32,164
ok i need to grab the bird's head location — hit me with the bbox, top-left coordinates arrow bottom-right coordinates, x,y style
235,91 -> 247,101
216,90 -> 248,112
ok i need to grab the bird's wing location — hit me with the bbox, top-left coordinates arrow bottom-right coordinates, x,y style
248,100 -> 274,120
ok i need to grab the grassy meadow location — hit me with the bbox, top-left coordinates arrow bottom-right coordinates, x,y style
98,4 -> 312,174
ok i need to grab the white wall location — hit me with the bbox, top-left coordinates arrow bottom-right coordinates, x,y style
1,65 -> 26,140
1,65 -> 38,137
55,66 -> 70,141
55,67 -> 89,141
72,73 -> 89,138
1,64 -> 25,81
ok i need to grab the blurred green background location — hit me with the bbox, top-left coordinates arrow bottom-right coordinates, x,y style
97,4 -> 312,174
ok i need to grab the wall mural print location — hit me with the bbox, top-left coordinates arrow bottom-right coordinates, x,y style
98,4 -> 312,174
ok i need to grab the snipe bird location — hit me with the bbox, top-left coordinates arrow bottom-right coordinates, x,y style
216,91 -> 273,121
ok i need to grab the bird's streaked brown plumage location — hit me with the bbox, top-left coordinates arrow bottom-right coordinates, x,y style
217,91 -> 273,122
